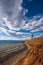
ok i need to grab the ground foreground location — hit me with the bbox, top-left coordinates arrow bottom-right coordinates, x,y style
0,36 -> 43,65
15,36 -> 43,65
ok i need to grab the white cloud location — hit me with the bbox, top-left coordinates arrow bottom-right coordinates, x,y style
15,31 -> 31,35
16,32 -> 23,35
0,35 -> 31,40
0,15 -> 43,40
31,28 -> 40,32
0,0 -> 43,40
0,27 -> 10,36
18,6 -> 22,10
0,36 -> 19,40
23,16 -> 43,32
40,26 -> 43,30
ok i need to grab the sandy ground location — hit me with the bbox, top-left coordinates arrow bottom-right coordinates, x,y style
0,47 -> 29,65
0,42 -> 31,65
15,36 -> 43,65
0,36 -> 43,65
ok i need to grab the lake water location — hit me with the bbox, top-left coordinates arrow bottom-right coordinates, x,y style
0,40 -> 24,49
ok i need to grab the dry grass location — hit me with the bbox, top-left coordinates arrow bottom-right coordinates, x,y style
0,36 -> 43,65
25,36 -> 43,46
15,36 -> 43,65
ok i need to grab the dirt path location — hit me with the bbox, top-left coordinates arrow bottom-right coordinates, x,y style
15,44 -> 43,65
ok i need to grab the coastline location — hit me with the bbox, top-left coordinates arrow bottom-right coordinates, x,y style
0,42 -> 28,64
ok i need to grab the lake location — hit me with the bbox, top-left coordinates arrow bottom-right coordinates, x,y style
0,40 -> 24,49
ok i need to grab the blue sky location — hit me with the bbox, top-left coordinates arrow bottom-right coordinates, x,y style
0,0 -> 43,40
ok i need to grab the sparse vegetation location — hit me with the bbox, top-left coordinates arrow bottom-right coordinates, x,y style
25,36 -> 43,46
15,36 -> 43,65
0,36 -> 43,65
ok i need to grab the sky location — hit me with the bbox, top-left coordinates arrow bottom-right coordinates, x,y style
0,0 -> 43,40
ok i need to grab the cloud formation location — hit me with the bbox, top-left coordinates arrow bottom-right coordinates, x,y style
0,0 -> 43,40
23,16 -> 43,32
0,15 -> 43,40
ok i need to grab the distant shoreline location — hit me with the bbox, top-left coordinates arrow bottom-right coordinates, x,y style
0,40 -> 24,43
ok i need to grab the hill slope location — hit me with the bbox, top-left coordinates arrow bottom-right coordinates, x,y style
15,36 -> 43,65
25,36 -> 43,46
